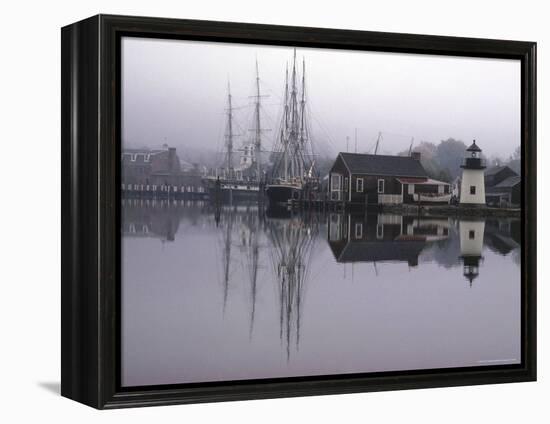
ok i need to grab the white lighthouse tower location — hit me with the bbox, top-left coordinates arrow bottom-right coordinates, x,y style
459,140 -> 486,205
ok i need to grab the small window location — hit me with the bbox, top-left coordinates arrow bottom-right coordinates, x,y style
331,174 -> 341,191
355,223 -> 363,239
408,184 -> 414,195
130,154 -> 137,162
356,178 -> 364,192
377,179 -> 385,193
470,185 -> 476,195
344,177 -> 349,191
376,224 -> 384,239
469,230 -> 475,239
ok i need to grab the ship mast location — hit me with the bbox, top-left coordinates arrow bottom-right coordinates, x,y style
283,64 -> 289,182
289,49 -> 299,180
254,59 -> 262,181
374,131 -> 382,155
226,80 -> 234,179
299,57 -> 307,179
272,50 -> 312,185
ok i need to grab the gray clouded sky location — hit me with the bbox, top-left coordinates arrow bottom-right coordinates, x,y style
122,36 -> 520,160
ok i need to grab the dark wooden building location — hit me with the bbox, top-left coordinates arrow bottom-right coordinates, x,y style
484,165 -> 520,207
486,175 -> 521,207
484,165 -> 517,188
328,152 -> 450,206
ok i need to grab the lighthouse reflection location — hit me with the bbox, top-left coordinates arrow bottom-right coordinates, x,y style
459,219 -> 485,285
121,202 -> 522,386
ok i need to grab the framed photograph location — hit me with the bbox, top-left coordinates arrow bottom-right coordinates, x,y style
61,14 -> 536,409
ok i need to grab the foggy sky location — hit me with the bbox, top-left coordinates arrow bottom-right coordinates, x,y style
122,36 -> 520,160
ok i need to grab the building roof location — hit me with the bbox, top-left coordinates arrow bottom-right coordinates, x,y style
336,240 -> 426,264
484,165 -> 517,177
339,152 -> 428,178
123,148 -> 165,155
466,140 -> 482,152
494,175 -> 521,188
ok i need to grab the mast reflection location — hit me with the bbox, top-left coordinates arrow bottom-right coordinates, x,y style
265,209 -> 319,359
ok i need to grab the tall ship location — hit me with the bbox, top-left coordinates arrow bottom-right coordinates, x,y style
203,61 -> 266,201
265,50 -> 318,206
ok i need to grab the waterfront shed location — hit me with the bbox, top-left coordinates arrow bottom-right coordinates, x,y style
484,165 -> 518,188
485,175 -> 521,207
328,152 -> 448,205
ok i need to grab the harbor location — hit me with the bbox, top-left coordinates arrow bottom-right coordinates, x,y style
122,50 -> 520,216
119,39 -> 524,388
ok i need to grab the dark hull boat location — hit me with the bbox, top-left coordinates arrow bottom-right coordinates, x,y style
265,183 -> 302,206
203,177 -> 261,202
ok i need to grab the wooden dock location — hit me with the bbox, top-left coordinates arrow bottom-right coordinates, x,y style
121,184 -> 209,200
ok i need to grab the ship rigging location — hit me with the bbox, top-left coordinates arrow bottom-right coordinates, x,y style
203,60 -> 267,201
265,49 -> 318,206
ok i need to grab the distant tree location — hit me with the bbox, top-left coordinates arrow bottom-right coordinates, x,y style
511,145 -> 521,160
398,141 -> 449,181
435,138 -> 468,180
436,168 -> 452,183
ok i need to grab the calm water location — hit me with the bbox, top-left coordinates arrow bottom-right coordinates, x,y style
121,200 -> 521,387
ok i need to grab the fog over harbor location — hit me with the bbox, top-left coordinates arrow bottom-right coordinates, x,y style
122,36 -> 520,162
120,37 -> 523,387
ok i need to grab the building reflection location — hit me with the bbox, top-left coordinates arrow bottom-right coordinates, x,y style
325,212 -> 522,286
484,218 -> 521,255
121,198 -> 191,242
327,213 -> 450,267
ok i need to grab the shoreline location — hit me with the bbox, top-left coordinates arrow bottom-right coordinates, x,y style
380,203 -> 520,218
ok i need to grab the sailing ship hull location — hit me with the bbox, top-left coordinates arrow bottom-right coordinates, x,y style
203,178 -> 262,202
265,184 -> 302,206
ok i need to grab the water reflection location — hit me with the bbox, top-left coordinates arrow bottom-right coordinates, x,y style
266,212 -> 320,359
328,214 -> 450,267
121,200 -> 522,386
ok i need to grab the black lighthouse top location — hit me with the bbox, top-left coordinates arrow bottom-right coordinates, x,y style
466,139 -> 482,153
460,139 -> 486,170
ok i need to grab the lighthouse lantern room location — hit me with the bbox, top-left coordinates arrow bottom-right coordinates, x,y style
459,140 -> 486,205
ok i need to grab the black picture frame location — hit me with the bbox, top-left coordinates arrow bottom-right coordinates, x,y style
61,14 -> 537,409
